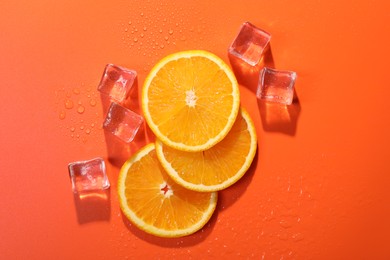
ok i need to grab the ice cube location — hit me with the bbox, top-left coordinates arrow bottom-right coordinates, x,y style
97,64 -> 137,104
228,22 -> 271,66
103,102 -> 144,143
257,67 -> 297,105
68,158 -> 110,193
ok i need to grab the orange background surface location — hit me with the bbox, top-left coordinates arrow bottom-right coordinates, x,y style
1,0 -> 390,259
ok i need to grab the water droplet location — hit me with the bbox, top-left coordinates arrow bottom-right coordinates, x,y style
133,37 -> 138,42
78,100 -> 82,105
159,29 -> 163,33
160,44 -> 165,49
124,28 -> 128,32
80,125 -> 84,130
64,99 -> 74,109
168,29 -> 173,35
279,219 -> 293,228
77,105 -> 85,114
70,127 -> 75,132
292,233 -> 305,242
164,36 -> 169,41
143,26 -> 147,31
128,21 -> 132,25
89,99 -> 96,107
85,128 -> 91,134
140,12 -> 144,17
73,88 -> 80,95
140,33 -> 144,38
59,111 -> 66,120
91,123 -> 95,128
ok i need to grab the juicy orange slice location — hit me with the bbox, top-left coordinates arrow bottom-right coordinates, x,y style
118,143 -> 218,237
142,50 -> 240,152
156,108 -> 257,192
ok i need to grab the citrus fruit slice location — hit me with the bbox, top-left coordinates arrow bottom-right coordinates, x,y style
142,50 -> 240,152
118,143 -> 218,238
156,108 -> 257,192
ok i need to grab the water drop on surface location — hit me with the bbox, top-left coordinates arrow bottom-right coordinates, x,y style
89,99 -> 97,107
168,29 -> 173,35
143,26 -> 147,31
70,127 -> 75,132
80,125 -> 84,130
85,128 -> 91,134
124,28 -> 128,32
64,99 -> 74,109
73,88 -> 80,95
133,37 -> 138,42
77,105 -> 85,114
59,111 -> 66,120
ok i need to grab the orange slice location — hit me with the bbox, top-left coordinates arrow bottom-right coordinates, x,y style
156,108 -> 257,192
142,50 -> 240,152
118,143 -> 218,237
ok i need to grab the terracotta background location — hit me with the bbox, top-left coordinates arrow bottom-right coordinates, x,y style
1,0 -> 389,259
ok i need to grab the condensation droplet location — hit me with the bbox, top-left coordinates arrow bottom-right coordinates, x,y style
279,219 -> 293,229
143,26 -> 147,31
159,29 -> 163,33
80,125 -> 84,130
168,29 -> 173,35
70,127 -> 75,132
78,100 -> 82,105
77,105 -> 85,114
140,12 -> 144,17
73,88 -> 80,95
59,111 -> 66,120
89,99 -> 97,107
91,123 -> 95,128
64,99 -> 74,109
140,33 -> 144,38
133,37 -> 138,42
125,28 -> 128,32
292,233 -> 305,242
85,128 -> 91,134
128,21 -> 132,25
160,44 -> 165,49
